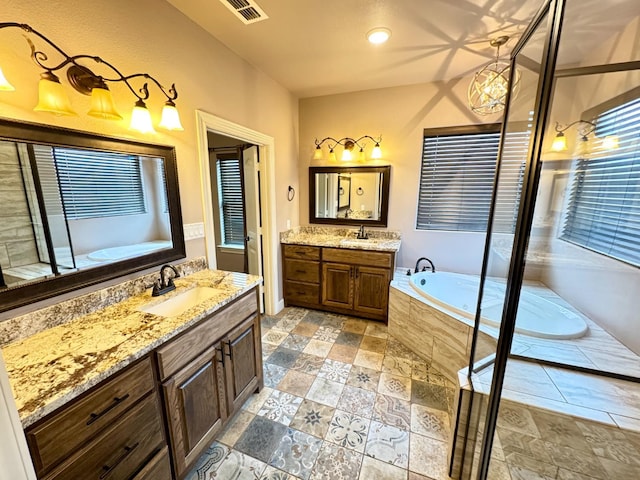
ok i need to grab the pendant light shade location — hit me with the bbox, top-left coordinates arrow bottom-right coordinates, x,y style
87,84 -> 122,120
313,145 -> 323,160
0,66 -> 15,91
130,99 -> 155,134
371,143 -> 382,159
328,148 -> 337,162
159,100 -> 184,131
34,72 -> 76,116
551,131 -> 568,152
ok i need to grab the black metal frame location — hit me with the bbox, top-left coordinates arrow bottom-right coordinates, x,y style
0,117 -> 185,313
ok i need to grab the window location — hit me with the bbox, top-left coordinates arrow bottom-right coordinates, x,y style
216,157 -> 245,246
33,146 -> 146,220
561,94 -> 640,267
416,125 -> 527,233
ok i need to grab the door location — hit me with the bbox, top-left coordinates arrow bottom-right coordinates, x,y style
354,266 -> 391,317
162,345 -> 226,477
242,145 -> 264,311
322,262 -> 353,309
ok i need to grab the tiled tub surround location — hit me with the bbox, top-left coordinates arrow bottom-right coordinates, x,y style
1,262 -> 260,427
280,225 -> 402,252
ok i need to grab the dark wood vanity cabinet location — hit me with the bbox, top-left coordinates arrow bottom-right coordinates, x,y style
283,244 -> 394,321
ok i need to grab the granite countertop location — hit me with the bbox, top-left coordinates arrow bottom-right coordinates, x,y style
280,226 -> 401,252
2,269 -> 260,428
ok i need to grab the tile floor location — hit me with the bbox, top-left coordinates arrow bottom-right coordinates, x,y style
185,307 -> 457,480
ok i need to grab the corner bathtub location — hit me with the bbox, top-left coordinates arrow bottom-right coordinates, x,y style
87,240 -> 172,262
409,271 -> 588,339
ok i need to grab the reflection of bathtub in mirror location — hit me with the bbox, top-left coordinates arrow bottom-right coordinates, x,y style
87,240 -> 173,262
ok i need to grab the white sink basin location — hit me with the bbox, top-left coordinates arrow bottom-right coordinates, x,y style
138,287 -> 219,317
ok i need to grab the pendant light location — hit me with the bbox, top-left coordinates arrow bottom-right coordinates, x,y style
33,71 -> 77,116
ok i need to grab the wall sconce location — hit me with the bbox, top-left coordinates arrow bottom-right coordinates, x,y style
550,119 -> 619,157
313,135 -> 382,162
0,22 -> 183,133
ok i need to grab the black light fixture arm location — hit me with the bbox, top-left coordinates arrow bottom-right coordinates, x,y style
315,135 -> 382,150
0,22 -> 178,102
555,119 -> 596,136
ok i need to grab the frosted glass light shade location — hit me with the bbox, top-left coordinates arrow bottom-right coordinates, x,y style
0,66 -> 15,91
551,132 -> 568,152
129,100 -> 155,134
359,148 -> 366,162
601,135 -> 619,150
371,143 -> 382,159
159,101 -> 184,131
34,73 -> 76,116
87,86 -> 122,120
341,148 -> 352,161
313,146 -> 323,160
328,149 -> 337,162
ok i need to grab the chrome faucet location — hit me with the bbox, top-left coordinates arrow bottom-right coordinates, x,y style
414,257 -> 435,273
356,225 -> 368,239
152,264 -> 181,296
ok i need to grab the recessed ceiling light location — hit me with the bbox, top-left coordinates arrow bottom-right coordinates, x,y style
367,28 -> 391,45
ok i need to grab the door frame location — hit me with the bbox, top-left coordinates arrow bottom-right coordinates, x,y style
195,110 -> 278,315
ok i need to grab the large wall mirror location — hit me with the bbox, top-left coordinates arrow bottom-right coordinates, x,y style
309,166 -> 390,226
0,118 -> 185,313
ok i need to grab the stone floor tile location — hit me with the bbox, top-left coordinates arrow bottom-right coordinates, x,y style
335,331 -> 363,348
328,343 -> 358,363
317,358 -> 352,384
219,410 -> 255,447
243,387 -> 274,414
292,322 -> 320,337
325,410 -> 371,453
269,428 -> 323,480
365,322 -> 388,339
257,390 -> 303,426
310,441 -> 363,480
360,335 -> 388,354
383,356 -> 414,378
313,326 -> 341,343
290,399 -> 335,438
291,352 -> 326,375
304,339 -> 333,358
378,373 -> 412,401
347,365 -> 382,392
408,433 -> 448,479
281,333 -> 312,352
264,363 -> 289,388
353,349 -> 384,370
410,404 -> 450,442
336,385 -> 376,419
277,370 -> 316,397
373,394 -> 412,431
213,449 -> 268,480
359,455 -> 408,480
365,420 -> 410,468
268,346 -> 302,369
235,416 -> 288,463
260,465 -> 297,479
342,318 -> 368,335
306,377 -> 345,407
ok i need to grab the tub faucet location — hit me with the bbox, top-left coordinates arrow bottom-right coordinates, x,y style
152,264 -> 181,296
357,225 -> 368,239
414,257 -> 435,274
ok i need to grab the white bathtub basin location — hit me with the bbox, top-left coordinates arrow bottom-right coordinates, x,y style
138,287 -> 219,317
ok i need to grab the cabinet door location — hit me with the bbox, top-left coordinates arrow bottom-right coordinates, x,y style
322,262 -> 353,309
354,266 -> 391,317
163,345 -> 227,478
224,314 -> 263,415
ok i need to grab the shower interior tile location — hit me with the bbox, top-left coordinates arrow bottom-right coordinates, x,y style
477,360 -> 565,402
515,343 -> 597,368
577,346 -> 640,378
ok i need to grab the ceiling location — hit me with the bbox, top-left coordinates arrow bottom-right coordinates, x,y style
167,0 -> 636,99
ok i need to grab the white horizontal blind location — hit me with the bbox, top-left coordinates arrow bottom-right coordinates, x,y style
417,127 -> 526,233
217,157 -> 245,245
561,96 -> 640,267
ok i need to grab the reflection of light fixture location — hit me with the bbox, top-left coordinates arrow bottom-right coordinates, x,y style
367,28 -> 391,45
550,120 -> 596,154
0,22 -> 182,133
602,135 -> 619,150
313,135 -> 383,162
468,36 -> 521,116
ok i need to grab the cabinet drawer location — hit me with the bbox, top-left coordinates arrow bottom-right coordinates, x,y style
285,281 -> 320,305
323,248 -> 393,268
44,393 -> 164,480
132,446 -> 172,480
156,291 -> 257,380
283,244 -> 320,260
285,259 -> 319,283
27,357 -> 155,476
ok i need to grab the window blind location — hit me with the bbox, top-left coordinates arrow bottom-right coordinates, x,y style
416,126 -> 527,233
216,157 -> 245,245
561,96 -> 640,267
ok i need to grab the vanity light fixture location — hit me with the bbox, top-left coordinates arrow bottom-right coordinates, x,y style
468,36 -> 520,116
550,119 -> 620,156
0,22 -> 183,133
313,135 -> 383,162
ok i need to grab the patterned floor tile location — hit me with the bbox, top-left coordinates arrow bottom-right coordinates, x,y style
304,339 -> 334,357
360,335 -> 388,354
373,394 -> 412,431
365,322 -> 388,339
243,387 -> 274,414
186,442 -> 229,479
214,449 -> 268,480
219,410 -> 255,447
235,416 -> 288,463
407,472 -> 433,480
378,373 -> 412,401
281,333 -> 312,352
411,360 -> 447,386
335,331 -> 363,348
310,441 -> 363,480
342,318 -> 368,334
274,317 -> 302,333
576,421 -> 640,466
290,399 -> 335,438
277,370 -> 316,397
269,428 -> 323,480
260,465 -> 296,480
262,343 -> 278,361
264,363 -> 289,388
411,380 -> 451,412
346,365 -> 382,392
320,316 -> 345,329
410,404 -> 450,442
318,358 -> 352,384
261,316 -> 280,330
306,377 -> 345,407
359,455 -> 408,480
365,420 -> 410,468
325,410 -> 371,453
353,350 -> 384,370
302,311 -> 327,326
336,385 -> 376,418
291,352 -> 326,375
263,330 -> 289,346
497,401 -> 541,437
328,343 -> 358,363
268,346 -> 301,369
409,433 -> 448,479
258,390 -> 303,426
313,326 -> 341,343
386,338 -> 420,361
383,356 -> 413,378
292,322 -> 320,337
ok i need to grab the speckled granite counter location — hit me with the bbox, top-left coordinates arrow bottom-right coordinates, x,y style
2,269 -> 260,428
280,226 -> 401,252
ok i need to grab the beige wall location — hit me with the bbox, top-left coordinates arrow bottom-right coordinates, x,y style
0,0 -> 299,312
299,79 -> 501,273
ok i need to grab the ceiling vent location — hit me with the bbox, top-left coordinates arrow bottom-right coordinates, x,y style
220,0 -> 269,24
